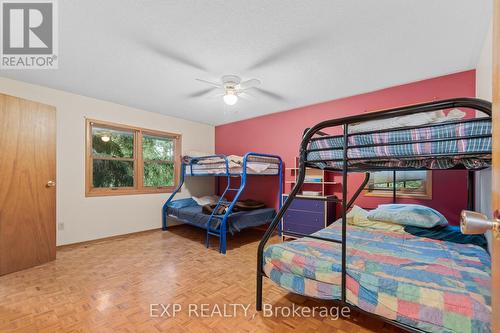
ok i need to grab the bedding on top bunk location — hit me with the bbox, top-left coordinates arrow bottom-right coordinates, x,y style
307,118 -> 492,170
263,222 -> 491,333
183,154 -> 280,175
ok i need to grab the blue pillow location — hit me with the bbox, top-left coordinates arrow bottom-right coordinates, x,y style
367,204 -> 448,228
404,225 -> 488,252
167,198 -> 198,209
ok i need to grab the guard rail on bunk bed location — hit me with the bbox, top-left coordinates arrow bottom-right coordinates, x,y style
256,97 -> 492,333
163,152 -> 283,254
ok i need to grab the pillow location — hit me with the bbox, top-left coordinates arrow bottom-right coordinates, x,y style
367,204 -> 448,228
352,217 -> 405,232
192,195 -> 220,206
346,205 -> 405,232
444,108 -> 466,121
350,110 -> 450,134
167,198 -> 198,209
404,225 -> 488,252
349,108 -> 466,134
346,205 -> 368,223
184,150 -> 212,158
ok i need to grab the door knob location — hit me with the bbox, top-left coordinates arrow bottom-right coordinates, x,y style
460,210 -> 500,235
46,180 -> 56,188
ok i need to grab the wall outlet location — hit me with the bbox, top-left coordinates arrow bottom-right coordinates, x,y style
58,223 -> 64,231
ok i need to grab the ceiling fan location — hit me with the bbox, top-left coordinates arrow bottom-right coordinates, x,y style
139,37 -> 315,105
195,75 -> 262,106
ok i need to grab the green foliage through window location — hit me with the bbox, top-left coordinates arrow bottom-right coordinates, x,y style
93,160 -> 134,188
92,126 -> 134,188
142,135 -> 174,187
143,135 -> 174,161
88,122 -> 179,193
92,127 -> 134,158
144,162 -> 174,187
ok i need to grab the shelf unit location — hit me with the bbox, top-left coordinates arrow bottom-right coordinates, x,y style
282,157 -> 342,241
285,157 -> 340,196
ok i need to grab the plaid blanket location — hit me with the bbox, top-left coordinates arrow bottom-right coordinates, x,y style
263,223 -> 491,332
307,119 -> 491,170
182,155 -> 281,175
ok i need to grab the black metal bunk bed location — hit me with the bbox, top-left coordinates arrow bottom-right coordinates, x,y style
256,98 -> 492,332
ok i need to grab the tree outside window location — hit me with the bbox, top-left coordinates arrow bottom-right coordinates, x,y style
86,120 -> 181,196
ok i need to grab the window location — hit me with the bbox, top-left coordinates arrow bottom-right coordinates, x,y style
86,119 -> 181,196
365,170 -> 432,199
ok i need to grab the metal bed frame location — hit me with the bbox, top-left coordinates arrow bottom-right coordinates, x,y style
163,152 -> 283,254
256,97 -> 492,332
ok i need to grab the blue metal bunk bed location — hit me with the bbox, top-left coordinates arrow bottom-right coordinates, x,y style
163,152 -> 283,254
256,98 -> 492,332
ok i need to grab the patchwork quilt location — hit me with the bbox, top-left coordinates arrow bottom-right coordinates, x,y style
307,119 -> 492,170
263,223 -> 491,332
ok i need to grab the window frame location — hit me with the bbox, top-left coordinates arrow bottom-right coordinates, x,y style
85,119 -> 181,197
364,170 -> 433,200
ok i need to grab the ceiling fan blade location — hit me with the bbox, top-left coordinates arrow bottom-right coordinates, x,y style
187,87 -> 217,98
238,79 -> 261,90
253,87 -> 286,101
247,35 -> 322,70
139,40 -> 206,71
239,91 -> 252,99
206,92 -> 225,100
196,78 -> 222,88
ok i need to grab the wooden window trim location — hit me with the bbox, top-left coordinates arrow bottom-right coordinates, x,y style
85,119 -> 181,197
364,171 -> 433,200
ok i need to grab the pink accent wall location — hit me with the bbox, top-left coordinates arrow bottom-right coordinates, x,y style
215,70 -> 476,225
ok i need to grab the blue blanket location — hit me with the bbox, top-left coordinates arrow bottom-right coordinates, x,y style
167,205 -> 275,234
404,225 -> 489,252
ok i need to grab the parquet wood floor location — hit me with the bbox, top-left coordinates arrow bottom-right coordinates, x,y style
0,225 -> 402,333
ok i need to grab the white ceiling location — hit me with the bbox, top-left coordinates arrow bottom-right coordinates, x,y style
0,0 -> 491,125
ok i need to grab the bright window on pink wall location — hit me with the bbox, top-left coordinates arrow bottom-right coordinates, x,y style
365,170 -> 432,200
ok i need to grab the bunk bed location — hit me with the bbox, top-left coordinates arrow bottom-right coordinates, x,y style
163,153 -> 282,254
256,98 -> 492,333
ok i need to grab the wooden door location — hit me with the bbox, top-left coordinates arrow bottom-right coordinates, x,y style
492,0 -> 500,331
0,93 -> 56,275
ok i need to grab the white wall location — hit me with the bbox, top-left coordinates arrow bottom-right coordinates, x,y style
0,77 -> 215,245
477,23 -> 493,102
475,22 -> 493,252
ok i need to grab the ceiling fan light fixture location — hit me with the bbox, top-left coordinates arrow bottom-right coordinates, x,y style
195,75 -> 265,105
223,91 -> 238,106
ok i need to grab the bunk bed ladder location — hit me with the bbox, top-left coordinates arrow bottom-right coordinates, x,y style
205,155 -> 248,254
206,176 -> 248,254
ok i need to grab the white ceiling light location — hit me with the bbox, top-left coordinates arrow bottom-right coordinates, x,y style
195,75 -> 265,107
101,134 -> 111,142
223,90 -> 238,105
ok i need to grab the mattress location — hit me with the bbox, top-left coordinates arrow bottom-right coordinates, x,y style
183,155 -> 281,175
263,222 -> 491,333
185,163 -> 279,175
307,119 -> 492,170
168,205 -> 276,234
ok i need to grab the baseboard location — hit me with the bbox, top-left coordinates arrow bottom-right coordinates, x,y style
56,228 -> 162,250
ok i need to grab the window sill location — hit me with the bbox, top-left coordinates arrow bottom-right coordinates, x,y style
86,187 -> 178,197
364,190 -> 432,200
